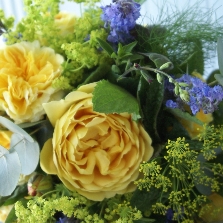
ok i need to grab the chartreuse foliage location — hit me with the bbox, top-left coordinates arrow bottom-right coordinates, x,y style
13,184 -> 144,223
134,125 -> 223,222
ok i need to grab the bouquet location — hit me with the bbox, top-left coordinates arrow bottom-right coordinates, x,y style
0,0 -> 223,222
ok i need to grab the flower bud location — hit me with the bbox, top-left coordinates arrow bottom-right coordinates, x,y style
179,89 -> 190,102
27,173 -> 53,196
174,85 -> 179,96
156,73 -> 163,84
159,62 -> 173,71
178,82 -> 189,87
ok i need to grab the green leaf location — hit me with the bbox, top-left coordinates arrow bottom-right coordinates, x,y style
166,108 -> 203,125
214,73 -> 223,86
118,41 -> 137,56
217,37 -> 223,75
130,188 -> 161,212
35,119 -> 54,149
212,100 -> 223,125
0,149 -> 21,196
2,184 -> 27,206
119,54 -> 144,63
5,198 -> 29,223
96,38 -> 114,56
5,206 -> 16,223
81,63 -> 111,85
92,80 -> 140,117
139,52 -> 173,70
137,77 -> 164,143
134,219 -> 156,223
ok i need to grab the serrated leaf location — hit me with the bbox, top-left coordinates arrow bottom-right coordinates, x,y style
118,41 -> 137,56
0,116 -> 33,142
0,151 -> 21,196
96,37 -> 114,56
217,37 -> 223,75
92,80 -> 140,116
215,73 -> 223,86
10,133 -> 39,175
166,108 -> 203,125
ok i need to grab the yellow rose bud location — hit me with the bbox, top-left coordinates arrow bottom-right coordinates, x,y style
54,12 -> 76,36
27,173 -> 53,196
40,82 -> 154,201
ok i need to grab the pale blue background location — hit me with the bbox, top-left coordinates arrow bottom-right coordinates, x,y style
0,1 -> 222,77
0,0 -> 222,75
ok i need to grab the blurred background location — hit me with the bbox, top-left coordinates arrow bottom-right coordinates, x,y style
0,0 -> 222,76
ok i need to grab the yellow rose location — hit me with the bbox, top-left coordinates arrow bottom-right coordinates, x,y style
0,41 -> 64,123
40,82 -> 154,201
200,193 -> 223,222
54,12 -> 76,36
0,130 -> 12,149
0,205 -> 14,223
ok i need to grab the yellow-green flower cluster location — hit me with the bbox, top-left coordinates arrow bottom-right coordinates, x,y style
0,9 -> 14,31
135,136 -> 223,222
198,124 -> 223,160
136,161 -> 172,192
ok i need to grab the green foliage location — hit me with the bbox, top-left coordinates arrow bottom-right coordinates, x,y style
137,76 -> 165,143
217,38 -> 223,78
166,108 -> 203,126
0,10 -> 14,33
92,80 -> 140,119
140,53 -> 173,71
135,125 -> 223,222
133,2 -> 223,75
214,38 -> 223,87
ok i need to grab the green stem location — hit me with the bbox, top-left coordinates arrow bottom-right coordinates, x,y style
208,80 -> 218,86
41,189 -> 59,198
71,64 -> 85,72
140,66 -> 176,83
99,199 -> 107,219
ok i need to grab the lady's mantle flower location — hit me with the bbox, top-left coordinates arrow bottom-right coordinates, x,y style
101,0 -> 140,43
166,74 -> 223,115
0,41 -> 64,123
40,82 -> 153,201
